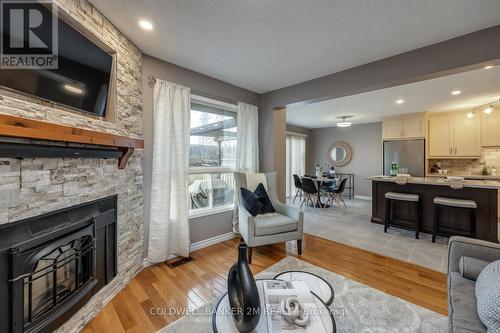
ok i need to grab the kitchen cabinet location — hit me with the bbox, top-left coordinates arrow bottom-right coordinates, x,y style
428,117 -> 453,156
482,106 -> 500,146
382,114 -> 425,140
428,113 -> 481,157
382,120 -> 403,139
403,117 -> 425,138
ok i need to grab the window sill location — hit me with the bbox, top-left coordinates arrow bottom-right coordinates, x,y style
189,204 -> 234,220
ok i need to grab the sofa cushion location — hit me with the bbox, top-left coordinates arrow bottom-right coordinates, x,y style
476,260 -> 500,332
459,256 -> 490,281
449,272 -> 486,333
254,214 -> 297,236
240,183 -> 275,217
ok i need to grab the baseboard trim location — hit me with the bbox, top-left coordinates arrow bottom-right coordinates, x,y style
143,258 -> 152,268
190,232 -> 238,252
354,195 -> 372,201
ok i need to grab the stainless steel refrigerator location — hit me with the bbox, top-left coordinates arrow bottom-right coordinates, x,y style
383,139 -> 425,177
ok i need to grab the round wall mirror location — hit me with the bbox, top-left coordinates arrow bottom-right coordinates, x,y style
328,141 -> 353,167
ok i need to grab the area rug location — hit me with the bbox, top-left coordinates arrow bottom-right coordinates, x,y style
157,256 -> 448,332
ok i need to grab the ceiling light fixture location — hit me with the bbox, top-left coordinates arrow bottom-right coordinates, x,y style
484,65 -> 494,70
396,99 -> 404,104
139,20 -> 154,30
451,90 -> 461,96
64,84 -> 83,94
469,98 -> 499,118
336,116 -> 353,128
484,106 -> 493,114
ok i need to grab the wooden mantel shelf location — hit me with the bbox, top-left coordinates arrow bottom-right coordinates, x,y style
0,115 -> 144,169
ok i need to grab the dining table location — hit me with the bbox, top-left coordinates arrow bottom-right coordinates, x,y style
302,176 -> 336,208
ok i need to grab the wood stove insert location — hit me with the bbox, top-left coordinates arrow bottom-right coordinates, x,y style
0,196 -> 117,333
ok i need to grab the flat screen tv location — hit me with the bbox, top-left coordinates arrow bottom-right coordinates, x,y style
0,4 -> 113,117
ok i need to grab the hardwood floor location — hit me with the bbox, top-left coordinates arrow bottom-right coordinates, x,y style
81,234 -> 447,333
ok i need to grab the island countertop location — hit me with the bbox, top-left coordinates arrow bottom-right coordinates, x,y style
426,173 -> 500,181
368,175 -> 500,190
370,176 -> 499,242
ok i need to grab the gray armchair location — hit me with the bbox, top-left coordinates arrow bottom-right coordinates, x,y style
234,171 -> 304,263
448,236 -> 500,333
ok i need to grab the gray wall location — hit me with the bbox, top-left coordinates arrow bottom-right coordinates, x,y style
259,25 -> 500,194
307,123 -> 382,197
190,211 -> 235,244
142,55 -> 260,256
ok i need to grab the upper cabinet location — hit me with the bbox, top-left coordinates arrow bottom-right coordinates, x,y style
382,113 -> 426,140
428,113 -> 481,158
428,117 -> 453,156
403,117 -> 426,138
382,120 -> 403,139
481,105 -> 500,147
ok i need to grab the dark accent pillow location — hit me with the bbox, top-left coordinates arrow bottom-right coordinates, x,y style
253,183 -> 275,214
240,183 -> 275,217
240,187 -> 264,217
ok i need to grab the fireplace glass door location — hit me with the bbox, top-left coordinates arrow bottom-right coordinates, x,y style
9,223 -> 96,333
24,236 -> 93,324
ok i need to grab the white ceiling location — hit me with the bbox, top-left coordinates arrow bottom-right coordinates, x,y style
89,0 -> 500,93
286,66 -> 500,128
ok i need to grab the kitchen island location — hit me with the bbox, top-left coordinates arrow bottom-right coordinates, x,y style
370,176 -> 499,242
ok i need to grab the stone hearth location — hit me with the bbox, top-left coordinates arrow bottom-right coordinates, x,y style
0,0 -> 144,331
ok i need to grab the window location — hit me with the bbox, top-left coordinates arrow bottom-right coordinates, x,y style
189,95 -> 238,216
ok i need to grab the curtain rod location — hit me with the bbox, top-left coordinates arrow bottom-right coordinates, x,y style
147,75 -> 239,106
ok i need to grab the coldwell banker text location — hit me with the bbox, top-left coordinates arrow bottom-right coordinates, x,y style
1,0 -> 58,69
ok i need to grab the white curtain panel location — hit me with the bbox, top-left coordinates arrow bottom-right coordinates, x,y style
148,79 -> 191,263
233,102 -> 259,233
285,134 -> 306,197
236,102 -> 259,172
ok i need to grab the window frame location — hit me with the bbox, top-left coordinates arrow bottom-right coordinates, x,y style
188,94 -> 238,218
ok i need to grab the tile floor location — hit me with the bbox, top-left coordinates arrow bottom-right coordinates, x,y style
287,197 -> 449,272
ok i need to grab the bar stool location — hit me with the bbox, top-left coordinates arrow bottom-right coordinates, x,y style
432,197 -> 477,242
384,192 -> 420,239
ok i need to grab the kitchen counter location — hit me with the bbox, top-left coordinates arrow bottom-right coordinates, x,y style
370,176 -> 499,242
368,175 -> 500,189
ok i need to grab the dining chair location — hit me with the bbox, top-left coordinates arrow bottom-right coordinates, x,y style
292,175 -> 303,204
320,180 -> 335,202
325,178 -> 348,208
301,178 -> 321,210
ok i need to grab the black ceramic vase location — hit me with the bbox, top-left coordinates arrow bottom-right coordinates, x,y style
227,243 -> 261,332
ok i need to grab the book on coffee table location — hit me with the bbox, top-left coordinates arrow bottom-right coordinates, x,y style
262,280 -> 327,333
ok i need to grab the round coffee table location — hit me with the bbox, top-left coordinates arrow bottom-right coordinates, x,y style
212,276 -> 336,333
273,270 -> 334,306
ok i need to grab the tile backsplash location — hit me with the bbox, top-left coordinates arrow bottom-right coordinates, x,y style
429,148 -> 500,175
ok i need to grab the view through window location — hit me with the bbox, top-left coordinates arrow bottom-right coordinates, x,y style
189,97 -> 237,213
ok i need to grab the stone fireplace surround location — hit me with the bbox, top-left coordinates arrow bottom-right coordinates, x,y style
0,0 -> 144,332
